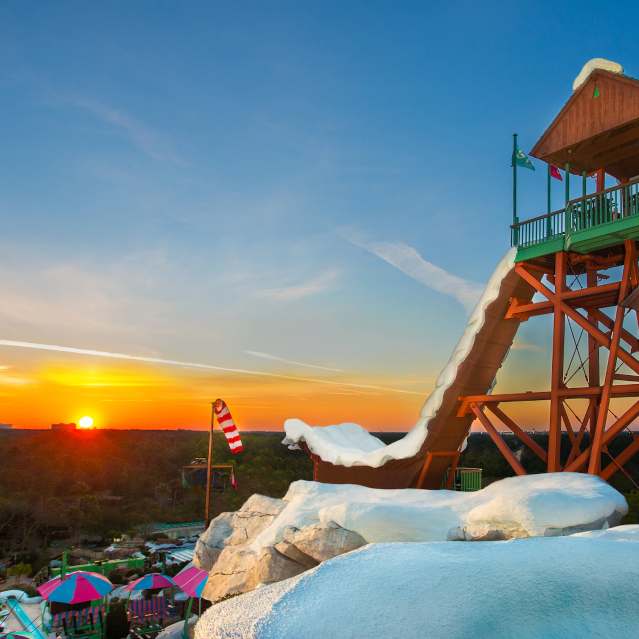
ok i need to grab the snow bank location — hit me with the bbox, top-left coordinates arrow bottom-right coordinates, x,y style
282,248 -> 517,467
573,58 -> 623,91
250,474 -> 626,551
196,526 -> 639,639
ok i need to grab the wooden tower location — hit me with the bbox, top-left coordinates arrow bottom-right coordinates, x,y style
458,65 -> 639,482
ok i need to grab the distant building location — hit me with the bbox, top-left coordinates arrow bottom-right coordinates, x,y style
0,423 -> 12,430
51,422 -> 76,432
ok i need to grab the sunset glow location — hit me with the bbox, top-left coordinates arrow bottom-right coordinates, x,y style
78,415 -> 95,429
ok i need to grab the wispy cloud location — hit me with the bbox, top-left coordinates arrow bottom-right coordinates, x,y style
347,235 -> 482,313
67,97 -> 184,165
257,270 -> 338,301
0,340 -> 423,396
244,350 -> 343,372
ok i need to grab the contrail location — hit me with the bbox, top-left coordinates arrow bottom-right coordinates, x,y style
244,350 -> 343,372
0,339 -> 423,396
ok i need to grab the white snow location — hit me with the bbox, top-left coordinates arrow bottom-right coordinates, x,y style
250,474 -> 626,551
282,248 -> 517,467
573,58 -> 623,91
195,526 -> 639,639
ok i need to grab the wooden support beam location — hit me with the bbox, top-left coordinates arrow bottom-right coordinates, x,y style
587,269 -> 601,442
589,308 -> 639,352
470,403 -> 526,476
505,282 -> 621,320
564,399 -> 639,472
548,251 -> 566,472
588,240 -> 634,474
515,264 -> 639,376
415,451 -> 461,489
600,436 -> 639,480
566,402 -> 593,466
458,383 -> 639,416
487,405 -> 547,463
560,403 -> 576,446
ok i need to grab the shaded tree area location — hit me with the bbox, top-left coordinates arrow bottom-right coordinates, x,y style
1,429 -> 637,567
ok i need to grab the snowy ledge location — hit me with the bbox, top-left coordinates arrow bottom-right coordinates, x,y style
282,248 -> 517,467
195,524 -> 639,639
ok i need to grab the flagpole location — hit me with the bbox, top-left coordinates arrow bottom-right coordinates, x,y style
204,403 -> 215,525
512,133 -> 518,245
547,163 -> 552,237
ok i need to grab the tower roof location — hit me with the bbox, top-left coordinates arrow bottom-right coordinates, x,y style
530,69 -> 639,180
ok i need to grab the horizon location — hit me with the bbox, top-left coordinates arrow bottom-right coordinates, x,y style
3,3 -> 639,430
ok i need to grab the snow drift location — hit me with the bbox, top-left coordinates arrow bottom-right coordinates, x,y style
282,248 -> 517,468
250,473 -> 625,550
195,525 -> 639,639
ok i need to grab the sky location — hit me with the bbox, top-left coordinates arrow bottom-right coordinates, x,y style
2,1 -> 639,430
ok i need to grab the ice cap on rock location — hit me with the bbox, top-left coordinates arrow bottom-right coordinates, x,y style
573,58 -> 623,91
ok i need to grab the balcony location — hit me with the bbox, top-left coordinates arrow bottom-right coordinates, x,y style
511,177 -> 639,261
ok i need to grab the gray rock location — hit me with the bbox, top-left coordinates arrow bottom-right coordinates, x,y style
283,522 -> 367,563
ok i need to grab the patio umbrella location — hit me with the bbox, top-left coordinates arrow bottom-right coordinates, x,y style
37,571 -> 113,604
173,564 -> 208,598
0,633 -> 34,639
125,573 -> 175,592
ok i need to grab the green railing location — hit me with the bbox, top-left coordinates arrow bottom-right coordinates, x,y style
511,178 -> 639,248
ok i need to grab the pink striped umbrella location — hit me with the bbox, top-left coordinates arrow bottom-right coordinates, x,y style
37,571 -> 113,603
173,564 -> 208,598
125,573 -> 175,592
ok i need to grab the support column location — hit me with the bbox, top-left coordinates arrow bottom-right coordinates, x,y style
588,241 -> 634,474
549,252 -> 566,472
587,268 -> 600,442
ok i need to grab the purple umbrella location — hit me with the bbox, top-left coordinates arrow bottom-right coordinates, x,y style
37,571 -> 113,604
173,565 -> 208,598
125,573 -> 175,592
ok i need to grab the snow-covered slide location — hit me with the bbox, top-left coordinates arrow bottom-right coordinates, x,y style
283,248 -> 535,488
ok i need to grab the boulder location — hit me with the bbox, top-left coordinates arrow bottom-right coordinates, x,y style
283,522 -> 367,563
251,547 -> 307,585
194,495 -> 285,571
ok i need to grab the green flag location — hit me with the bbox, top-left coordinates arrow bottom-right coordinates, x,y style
513,148 -> 535,171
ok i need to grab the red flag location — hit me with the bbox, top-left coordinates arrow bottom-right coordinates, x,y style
214,399 -> 244,454
550,165 -> 563,181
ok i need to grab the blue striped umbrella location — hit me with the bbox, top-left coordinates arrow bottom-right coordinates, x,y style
125,573 -> 175,592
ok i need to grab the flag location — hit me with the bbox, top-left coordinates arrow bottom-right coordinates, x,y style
214,399 -> 244,454
550,165 -> 563,181
513,148 -> 535,171
230,468 -> 238,490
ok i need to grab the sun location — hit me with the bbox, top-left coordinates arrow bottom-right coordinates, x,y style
78,415 -> 94,429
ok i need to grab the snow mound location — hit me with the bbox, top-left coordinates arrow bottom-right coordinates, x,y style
251,474 -> 626,551
196,526 -> 639,639
573,58 -> 623,91
282,248 -> 517,467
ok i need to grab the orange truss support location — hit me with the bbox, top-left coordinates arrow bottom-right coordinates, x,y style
461,241 -> 639,482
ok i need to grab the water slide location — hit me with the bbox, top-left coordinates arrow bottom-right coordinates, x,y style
283,248 -> 536,489
0,591 -> 47,639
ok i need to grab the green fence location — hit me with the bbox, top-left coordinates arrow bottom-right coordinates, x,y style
49,557 -> 145,578
445,467 -> 482,491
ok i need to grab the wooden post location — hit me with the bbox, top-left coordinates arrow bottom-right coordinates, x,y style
549,252 -> 566,472
587,268 -> 600,442
204,403 -> 215,525
589,241 -> 634,474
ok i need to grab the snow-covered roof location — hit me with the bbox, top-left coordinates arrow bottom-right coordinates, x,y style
573,58 -> 623,91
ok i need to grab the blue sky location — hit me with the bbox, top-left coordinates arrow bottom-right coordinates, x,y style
1,1 -> 638,428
